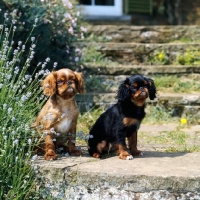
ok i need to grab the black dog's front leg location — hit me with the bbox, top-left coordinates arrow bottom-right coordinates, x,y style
115,132 -> 133,160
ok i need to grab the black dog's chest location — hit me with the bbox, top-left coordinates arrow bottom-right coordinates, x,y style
124,119 -> 141,137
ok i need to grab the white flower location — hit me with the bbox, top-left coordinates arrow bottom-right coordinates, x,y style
45,83 -> 50,88
13,139 -> 19,145
75,57 -> 79,62
43,130 -> 48,136
28,138 -> 32,144
7,107 -> 12,114
31,37 -> 35,42
45,57 -> 50,62
89,135 -> 94,138
11,117 -> 15,122
0,83 -> 3,89
50,128 -> 55,133
77,131 -> 83,136
21,95 -> 28,102
65,153 -> 69,157
68,26 -> 74,35
81,26 -> 87,32
53,62 -> 58,68
31,154 -> 38,161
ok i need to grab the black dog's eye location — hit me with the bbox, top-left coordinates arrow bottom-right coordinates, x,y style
133,83 -> 138,88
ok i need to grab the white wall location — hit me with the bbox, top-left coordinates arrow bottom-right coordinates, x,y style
78,0 -> 123,17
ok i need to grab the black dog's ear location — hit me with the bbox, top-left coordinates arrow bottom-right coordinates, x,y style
147,78 -> 156,100
116,78 -> 130,101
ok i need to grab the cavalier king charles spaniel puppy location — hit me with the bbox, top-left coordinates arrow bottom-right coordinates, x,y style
34,68 -> 85,160
88,74 -> 156,160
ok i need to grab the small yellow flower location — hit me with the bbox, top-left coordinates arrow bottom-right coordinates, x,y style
180,118 -> 187,124
158,53 -> 164,59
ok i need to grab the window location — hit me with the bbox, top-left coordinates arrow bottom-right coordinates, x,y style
79,0 -> 114,6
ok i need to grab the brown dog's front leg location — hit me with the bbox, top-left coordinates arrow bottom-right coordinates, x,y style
44,134 -> 56,160
68,124 -> 82,156
128,132 -> 143,156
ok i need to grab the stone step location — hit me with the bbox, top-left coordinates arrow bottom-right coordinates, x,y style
35,122 -> 200,199
80,42 -> 200,64
76,93 -> 200,117
83,64 -> 200,75
87,25 -> 200,43
36,152 -> 200,199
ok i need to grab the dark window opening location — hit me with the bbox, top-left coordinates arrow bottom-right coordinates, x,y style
79,0 -> 114,6
79,0 -> 91,5
95,0 -> 114,6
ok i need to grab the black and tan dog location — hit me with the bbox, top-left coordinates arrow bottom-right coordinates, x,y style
88,74 -> 156,160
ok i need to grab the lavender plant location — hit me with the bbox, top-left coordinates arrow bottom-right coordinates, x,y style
0,9 -> 52,199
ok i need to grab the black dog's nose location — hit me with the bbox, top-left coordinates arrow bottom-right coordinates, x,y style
139,87 -> 144,91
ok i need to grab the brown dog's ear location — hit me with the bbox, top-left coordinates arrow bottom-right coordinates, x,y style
74,71 -> 86,94
42,71 -> 57,96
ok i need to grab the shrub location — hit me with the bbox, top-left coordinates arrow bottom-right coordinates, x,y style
2,0 -> 86,73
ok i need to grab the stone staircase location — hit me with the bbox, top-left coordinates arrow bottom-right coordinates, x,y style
36,25 -> 200,199
76,25 -> 200,118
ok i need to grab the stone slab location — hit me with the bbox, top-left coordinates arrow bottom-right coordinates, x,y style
87,25 -> 200,43
34,124 -> 200,198
79,42 -> 200,64
83,64 -> 200,75
35,151 -> 200,193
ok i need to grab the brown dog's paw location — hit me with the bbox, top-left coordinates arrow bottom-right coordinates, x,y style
70,149 -> 82,156
44,149 -> 57,161
119,151 -> 133,160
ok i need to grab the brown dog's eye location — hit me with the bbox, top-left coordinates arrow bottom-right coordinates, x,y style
57,80 -> 63,85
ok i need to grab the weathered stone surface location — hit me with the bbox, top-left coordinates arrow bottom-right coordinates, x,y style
35,151 -> 200,198
87,25 -> 200,43
76,93 -> 200,116
83,64 -> 200,75
34,124 -> 200,199
80,42 -> 200,64
76,93 -> 200,105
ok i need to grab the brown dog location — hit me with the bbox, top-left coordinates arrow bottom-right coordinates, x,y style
34,68 -> 85,160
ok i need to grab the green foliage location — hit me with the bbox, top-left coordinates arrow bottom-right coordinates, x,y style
150,50 -> 169,65
81,46 -> 112,65
177,48 -> 200,65
77,107 -> 105,135
85,75 -> 113,93
154,75 -> 200,93
2,0 -> 86,72
0,9 -> 49,199
143,105 -> 179,124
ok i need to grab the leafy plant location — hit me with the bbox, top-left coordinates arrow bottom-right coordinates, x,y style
177,48 -> 200,65
0,11 -> 49,199
81,46 -> 112,65
150,50 -> 169,65
2,0 -> 86,72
